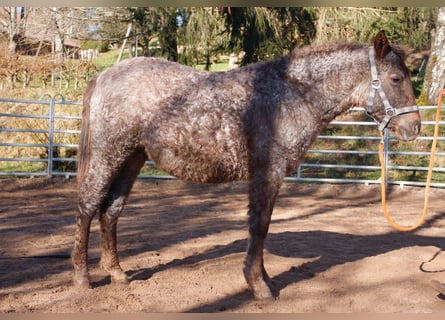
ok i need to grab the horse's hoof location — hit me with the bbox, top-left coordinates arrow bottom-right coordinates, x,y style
430,280 -> 445,295
73,274 -> 91,289
253,289 -> 275,300
110,269 -> 129,284
251,281 -> 277,300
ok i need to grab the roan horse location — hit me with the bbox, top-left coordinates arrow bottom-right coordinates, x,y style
72,31 -> 421,299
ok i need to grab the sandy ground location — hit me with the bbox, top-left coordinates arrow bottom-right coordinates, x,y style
0,177 -> 444,313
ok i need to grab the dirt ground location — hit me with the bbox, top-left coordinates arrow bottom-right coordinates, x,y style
0,177 -> 444,313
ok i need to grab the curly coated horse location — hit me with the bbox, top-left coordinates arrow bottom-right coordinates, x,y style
72,31 -> 421,299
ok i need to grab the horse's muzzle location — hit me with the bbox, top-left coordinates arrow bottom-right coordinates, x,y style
396,118 -> 421,141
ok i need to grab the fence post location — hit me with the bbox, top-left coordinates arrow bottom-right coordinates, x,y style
38,94 -> 53,177
297,165 -> 302,180
48,94 -> 66,177
383,128 -> 390,187
39,94 -> 66,177
48,96 -> 56,177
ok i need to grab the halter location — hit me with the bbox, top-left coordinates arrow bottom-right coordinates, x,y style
366,46 -> 419,131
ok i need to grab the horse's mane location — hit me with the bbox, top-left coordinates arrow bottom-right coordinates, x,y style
289,42 -> 365,60
389,44 -> 407,61
288,40 -> 407,61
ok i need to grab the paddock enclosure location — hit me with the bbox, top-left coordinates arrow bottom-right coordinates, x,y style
0,178 -> 444,312
1,33 -> 445,310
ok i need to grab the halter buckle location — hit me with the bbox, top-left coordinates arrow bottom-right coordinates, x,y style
371,79 -> 381,89
386,108 -> 395,117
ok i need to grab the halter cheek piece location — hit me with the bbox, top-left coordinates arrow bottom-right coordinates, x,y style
366,46 -> 419,131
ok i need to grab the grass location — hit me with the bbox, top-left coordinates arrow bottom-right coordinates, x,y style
91,50 -> 130,71
195,62 -> 231,72
0,160 -> 47,173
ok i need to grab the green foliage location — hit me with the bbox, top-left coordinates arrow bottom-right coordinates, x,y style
128,7 -> 178,61
179,8 -> 229,69
221,7 -> 317,65
311,8 -> 436,51
91,49 -> 127,71
80,40 -> 110,53
367,8 -> 436,50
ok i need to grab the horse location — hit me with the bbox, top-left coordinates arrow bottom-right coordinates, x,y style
72,30 -> 421,300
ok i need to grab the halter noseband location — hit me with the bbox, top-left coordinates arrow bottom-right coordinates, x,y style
366,46 -> 419,131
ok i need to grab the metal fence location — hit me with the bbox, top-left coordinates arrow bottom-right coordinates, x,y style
1,95 -> 445,187
0,95 -> 82,178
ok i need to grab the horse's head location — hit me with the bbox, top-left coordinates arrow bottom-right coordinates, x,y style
366,30 -> 421,141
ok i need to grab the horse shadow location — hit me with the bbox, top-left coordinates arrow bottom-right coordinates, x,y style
184,228 -> 445,312
115,219 -> 445,312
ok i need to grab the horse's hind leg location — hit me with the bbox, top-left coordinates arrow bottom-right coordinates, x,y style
72,212 -> 94,288
73,169 -> 111,288
98,149 -> 147,284
72,148 -> 146,288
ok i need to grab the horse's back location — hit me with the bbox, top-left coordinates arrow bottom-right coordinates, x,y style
87,57 -> 251,182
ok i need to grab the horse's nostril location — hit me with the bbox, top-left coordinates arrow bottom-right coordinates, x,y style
415,122 -> 421,135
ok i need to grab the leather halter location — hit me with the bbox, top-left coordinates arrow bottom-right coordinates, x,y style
366,46 -> 419,131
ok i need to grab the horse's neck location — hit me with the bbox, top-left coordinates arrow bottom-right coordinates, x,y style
288,45 -> 370,120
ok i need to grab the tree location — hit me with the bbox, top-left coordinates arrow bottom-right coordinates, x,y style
128,7 -> 153,56
0,7 -> 30,54
313,7 -> 435,48
180,7 -> 227,69
275,7 -> 316,49
155,7 -> 179,61
85,8 -> 129,46
127,7 -> 178,61
223,7 -> 280,65
423,7 -> 445,104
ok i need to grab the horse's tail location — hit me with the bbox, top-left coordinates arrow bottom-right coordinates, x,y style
77,75 -> 97,189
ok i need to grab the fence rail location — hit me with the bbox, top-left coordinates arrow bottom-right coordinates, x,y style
1,95 -> 444,187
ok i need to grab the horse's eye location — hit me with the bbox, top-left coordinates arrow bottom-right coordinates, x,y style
391,75 -> 402,84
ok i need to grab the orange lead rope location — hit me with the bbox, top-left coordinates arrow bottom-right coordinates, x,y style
379,89 -> 445,232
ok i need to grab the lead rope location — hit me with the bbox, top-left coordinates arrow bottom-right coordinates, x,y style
379,89 -> 445,232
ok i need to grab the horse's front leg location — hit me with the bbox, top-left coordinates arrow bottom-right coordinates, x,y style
244,173 -> 282,299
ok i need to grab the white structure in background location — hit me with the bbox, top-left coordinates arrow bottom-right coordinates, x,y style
229,53 -> 238,69
80,48 -> 99,62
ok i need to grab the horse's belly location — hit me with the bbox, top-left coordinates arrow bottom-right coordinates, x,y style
145,129 -> 249,183
152,148 -> 248,183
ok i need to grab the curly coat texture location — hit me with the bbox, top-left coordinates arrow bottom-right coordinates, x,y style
73,32 -> 420,299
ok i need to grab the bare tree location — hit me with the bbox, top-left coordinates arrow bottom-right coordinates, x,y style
0,7 -> 30,53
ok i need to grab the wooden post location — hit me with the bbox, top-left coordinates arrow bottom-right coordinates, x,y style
116,23 -> 132,64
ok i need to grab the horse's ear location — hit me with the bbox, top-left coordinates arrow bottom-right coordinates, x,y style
373,30 -> 391,58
